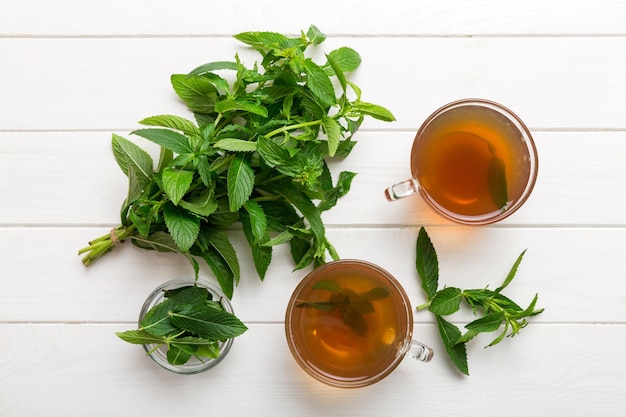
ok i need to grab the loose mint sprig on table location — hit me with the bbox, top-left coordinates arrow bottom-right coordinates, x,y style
415,227 -> 544,375
77,25 -> 395,298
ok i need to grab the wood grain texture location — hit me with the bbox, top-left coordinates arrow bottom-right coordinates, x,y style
1,227 -> 624,323
0,323 -> 624,417
1,131 -> 625,226
2,0 -> 626,36
1,37 -> 626,131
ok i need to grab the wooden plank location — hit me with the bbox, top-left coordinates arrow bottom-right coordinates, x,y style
2,37 -> 626,131
1,131 -> 624,226
1,322 -> 624,417
2,0 -> 625,36
1,226 -> 624,323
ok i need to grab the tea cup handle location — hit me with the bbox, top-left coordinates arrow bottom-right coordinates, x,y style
402,339 -> 434,362
385,178 -> 420,201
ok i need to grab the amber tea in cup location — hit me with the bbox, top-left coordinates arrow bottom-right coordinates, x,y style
285,260 -> 433,388
385,99 -> 538,225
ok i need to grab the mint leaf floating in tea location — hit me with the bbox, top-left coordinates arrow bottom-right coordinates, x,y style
116,285 -> 247,366
296,279 -> 390,337
415,227 -> 543,375
78,25 -> 395,299
478,136 -> 509,211
488,154 -> 509,211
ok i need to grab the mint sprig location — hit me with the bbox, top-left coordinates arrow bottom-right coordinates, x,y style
117,285 -> 247,365
415,227 -> 544,375
78,25 -> 395,298
296,279 -> 390,337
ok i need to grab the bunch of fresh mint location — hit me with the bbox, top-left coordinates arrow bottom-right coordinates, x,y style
415,227 -> 544,375
78,25 -> 395,298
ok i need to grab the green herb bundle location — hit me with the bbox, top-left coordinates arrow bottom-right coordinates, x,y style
415,227 -> 544,375
78,26 -> 395,298
117,285 -> 247,365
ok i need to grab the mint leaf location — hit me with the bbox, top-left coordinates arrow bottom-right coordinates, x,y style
164,285 -> 210,306
416,227 -> 439,298
351,102 -> 396,122
306,25 -> 326,46
120,163 -> 144,223
139,299 -> 178,336
162,168 -> 194,205
213,138 -> 258,152
436,315 -> 469,375
170,74 -> 218,113
131,231 -> 180,253
179,189 -> 218,217
278,187 -> 325,241
465,311 -> 505,333
342,304 -> 369,337
208,199 -> 239,228
296,300 -> 340,312
242,200 -> 268,243
187,60 -> 238,77
215,99 -> 268,118
429,287 -> 463,316
321,116 -> 341,156
355,287 -> 390,302
227,154 -> 255,212
312,279 -> 343,293
488,154 -> 508,210
167,344 -> 192,365
240,206 -> 272,280
303,58 -> 336,107
325,52 -> 347,93
298,281 -> 390,337
512,293 -> 544,319
157,146 -> 174,173
138,114 -> 200,136
116,329 -> 166,345
327,47 -> 361,73
111,134 -> 154,220
163,203 -> 200,252
199,249 -> 235,299
170,304 -> 248,340
132,128 -> 192,155
496,249 -> 526,293
206,229 -> 240,286
318,171 -> 357,212
194,340 -> 220,359
257,136 -> 292,167
111,134 -> 154,181
234,30 -> 291,51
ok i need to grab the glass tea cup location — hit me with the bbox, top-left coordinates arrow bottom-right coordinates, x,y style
285,259 -> 433,388
385,99 -> 538,225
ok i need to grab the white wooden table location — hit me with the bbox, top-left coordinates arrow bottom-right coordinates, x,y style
2,1 -> 625,415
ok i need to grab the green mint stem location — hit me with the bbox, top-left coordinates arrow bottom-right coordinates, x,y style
78,224 -> 137,266
326,240 -> 340,261
416,301 -> 432,311
265,120 -> 322,138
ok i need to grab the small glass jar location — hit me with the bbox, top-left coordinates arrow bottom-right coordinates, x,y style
138,278 -> 235,375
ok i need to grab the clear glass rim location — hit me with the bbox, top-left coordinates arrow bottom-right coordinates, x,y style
138,278 -> 234,375
411,98 -> 539,225
284,259 -> 414,388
